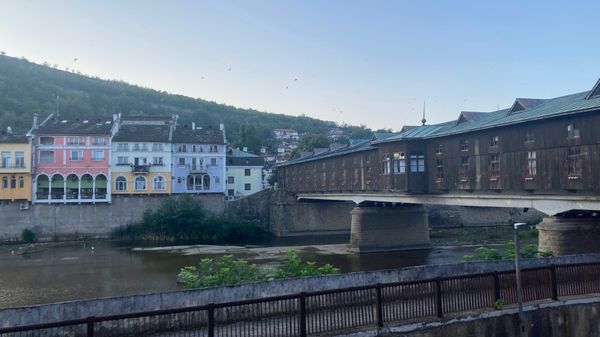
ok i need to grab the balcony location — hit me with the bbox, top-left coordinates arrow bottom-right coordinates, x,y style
132,164 -> 151,174
0,163 -> 26,169
188,165 -> 207,173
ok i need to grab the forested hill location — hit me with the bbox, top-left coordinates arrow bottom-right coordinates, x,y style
0,54 -> 375,148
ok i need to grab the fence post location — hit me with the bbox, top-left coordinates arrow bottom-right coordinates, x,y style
493,272 -> 501,304
86,317 -> 95,337
550,265 -> 559,300
207,303 -> 215,337
299,292 -> 307,337
435,278 -> 443,318
375,283 -> 384,327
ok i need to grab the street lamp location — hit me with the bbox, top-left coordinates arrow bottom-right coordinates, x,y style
514,222 -> 528,336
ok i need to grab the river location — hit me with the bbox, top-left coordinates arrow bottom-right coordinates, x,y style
0,236 -> 480,309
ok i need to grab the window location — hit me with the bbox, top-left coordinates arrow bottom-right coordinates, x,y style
117,143 -> 129,151
393,152 -> 406,174
152,144 -> 164,152
177,145 -> 187,153
210,145 -> 218,153
245,169 -> 251,176
10,176 -> 16,188
152,157 -> 164,165
1,152 -> 10,168
133,143 -> 142,151
490,136 -> 499,148
18,176 -> 24,188
460,140 -> 469,152
435,144 -> 443,155
67,136 -> 85,145
134,176 -> 147,190
141,143 -> 148,152
177,177 -> 182,184
244,183 -> 251,191
228,189 -> 235,197
210,158 -> 217,166
435,159 -> 444,182
115,176 -> 127,191
228,176 -> 234,184
178,157 -> 186,166
567,124 -> 580,139
40,137 -> 54,145
153,176 -> 166,190
40,151 -> 54,163
525,130 -> 535,143
70,150 -> 83,161
1,176 -> 7,189
567,146 -> 582,179
526,151 -> 537,179
92,136 -> 105,145
15,152 -> 24,168
410,152 -> 425,172
117,156 -> 128,165
490,154 -> 500,180
215,176 -> 220,184
382,154 -> 391,175
460,157 -> 469,182
92,150 -> 104,161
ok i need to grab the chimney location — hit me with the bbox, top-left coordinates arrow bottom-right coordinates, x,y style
32,114 -> 38,129
243,147 -> 248,152
219,123 -> 224,131
192,122 -> 196,130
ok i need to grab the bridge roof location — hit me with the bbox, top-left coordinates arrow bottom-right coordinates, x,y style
278,138 -> 375,166
378,89 -> 600,143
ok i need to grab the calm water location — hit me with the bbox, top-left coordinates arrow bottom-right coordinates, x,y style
0,238 -> 476,309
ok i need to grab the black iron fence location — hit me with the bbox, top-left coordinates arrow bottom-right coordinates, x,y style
2,262 -> 600,337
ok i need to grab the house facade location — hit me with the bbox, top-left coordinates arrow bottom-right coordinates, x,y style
111,116 -> 174,195
225,148 -> 264,200
171,124 -> 226,194
31,115 -> 115,203
0,131 -> 32,202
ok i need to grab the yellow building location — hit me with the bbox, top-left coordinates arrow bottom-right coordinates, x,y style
0,133 -> 32,202
111,171 -> 172,195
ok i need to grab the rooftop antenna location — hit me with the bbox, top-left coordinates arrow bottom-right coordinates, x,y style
421,101 -> 427,125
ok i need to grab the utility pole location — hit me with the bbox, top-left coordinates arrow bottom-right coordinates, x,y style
514,222 -> 527,337
56,95 -> 60,116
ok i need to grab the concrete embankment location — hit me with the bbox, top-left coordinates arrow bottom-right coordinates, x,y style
1,254 -> 599,328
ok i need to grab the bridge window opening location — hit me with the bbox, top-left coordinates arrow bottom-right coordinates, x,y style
567,124 -> 580,139
567,147 -> 582,179
393,152 -> 406,174
410,153 -> 425,172
382,154 -> 391,175
460,140 -> 469,152
366,167 -> 372,185
365,154 -> 370,164
459,157 -> 469,182
525,130 -> 535,143
435,159 -> 444,182
525,151 -> 537,179
489,155 -> 500,180
490,136 -> 499,148
321,172 -> 326,187
341,169 -> 347,185
353,168 -> 359,186
435,144 -> 443,155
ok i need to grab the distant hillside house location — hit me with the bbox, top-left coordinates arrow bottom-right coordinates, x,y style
31,114 -> 116,204
273,128 -> 299,141
171,123 -> 227,194
226,148 -> 264,200
111,115 -> 175,196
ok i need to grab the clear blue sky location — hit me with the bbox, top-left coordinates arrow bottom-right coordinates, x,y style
1,1 -> 599,130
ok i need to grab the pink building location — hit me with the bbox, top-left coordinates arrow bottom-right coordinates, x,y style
31,114 -> 116,203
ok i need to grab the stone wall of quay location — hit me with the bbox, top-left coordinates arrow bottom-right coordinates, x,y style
1,254 -> 599,328
0,194 -> 225,242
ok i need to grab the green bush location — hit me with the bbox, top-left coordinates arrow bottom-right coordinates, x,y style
111,195 -> 265,244
21,229 -> 36,243
462,240 -> 553,262
178,249 -> 341,289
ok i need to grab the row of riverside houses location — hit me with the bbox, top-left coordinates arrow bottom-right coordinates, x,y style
0,114 -> 263,204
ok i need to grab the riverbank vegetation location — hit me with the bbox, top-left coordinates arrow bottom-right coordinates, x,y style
178,249 -> 341,288
111,195 -> 265,244
462,227 -> 553,262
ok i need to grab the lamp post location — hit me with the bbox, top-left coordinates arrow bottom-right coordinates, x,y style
514,222 -> 527,336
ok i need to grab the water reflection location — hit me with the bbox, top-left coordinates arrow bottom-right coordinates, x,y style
0,239 -> 476,309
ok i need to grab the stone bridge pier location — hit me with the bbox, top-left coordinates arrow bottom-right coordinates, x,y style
349,203 -> 430,253
537,211 -> 600,255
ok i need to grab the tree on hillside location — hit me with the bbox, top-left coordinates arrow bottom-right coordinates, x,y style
235,124 -> 261,154
289,133 -> 331,159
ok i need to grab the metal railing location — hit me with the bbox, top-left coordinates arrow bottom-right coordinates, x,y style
1,262 -> 600,337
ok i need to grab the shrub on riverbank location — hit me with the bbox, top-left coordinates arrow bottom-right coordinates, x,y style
111,195 -> 265,244
178,249 -> 341,288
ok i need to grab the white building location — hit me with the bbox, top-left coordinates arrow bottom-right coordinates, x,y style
273,128 -> 299,140
225,148 -> 264,200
